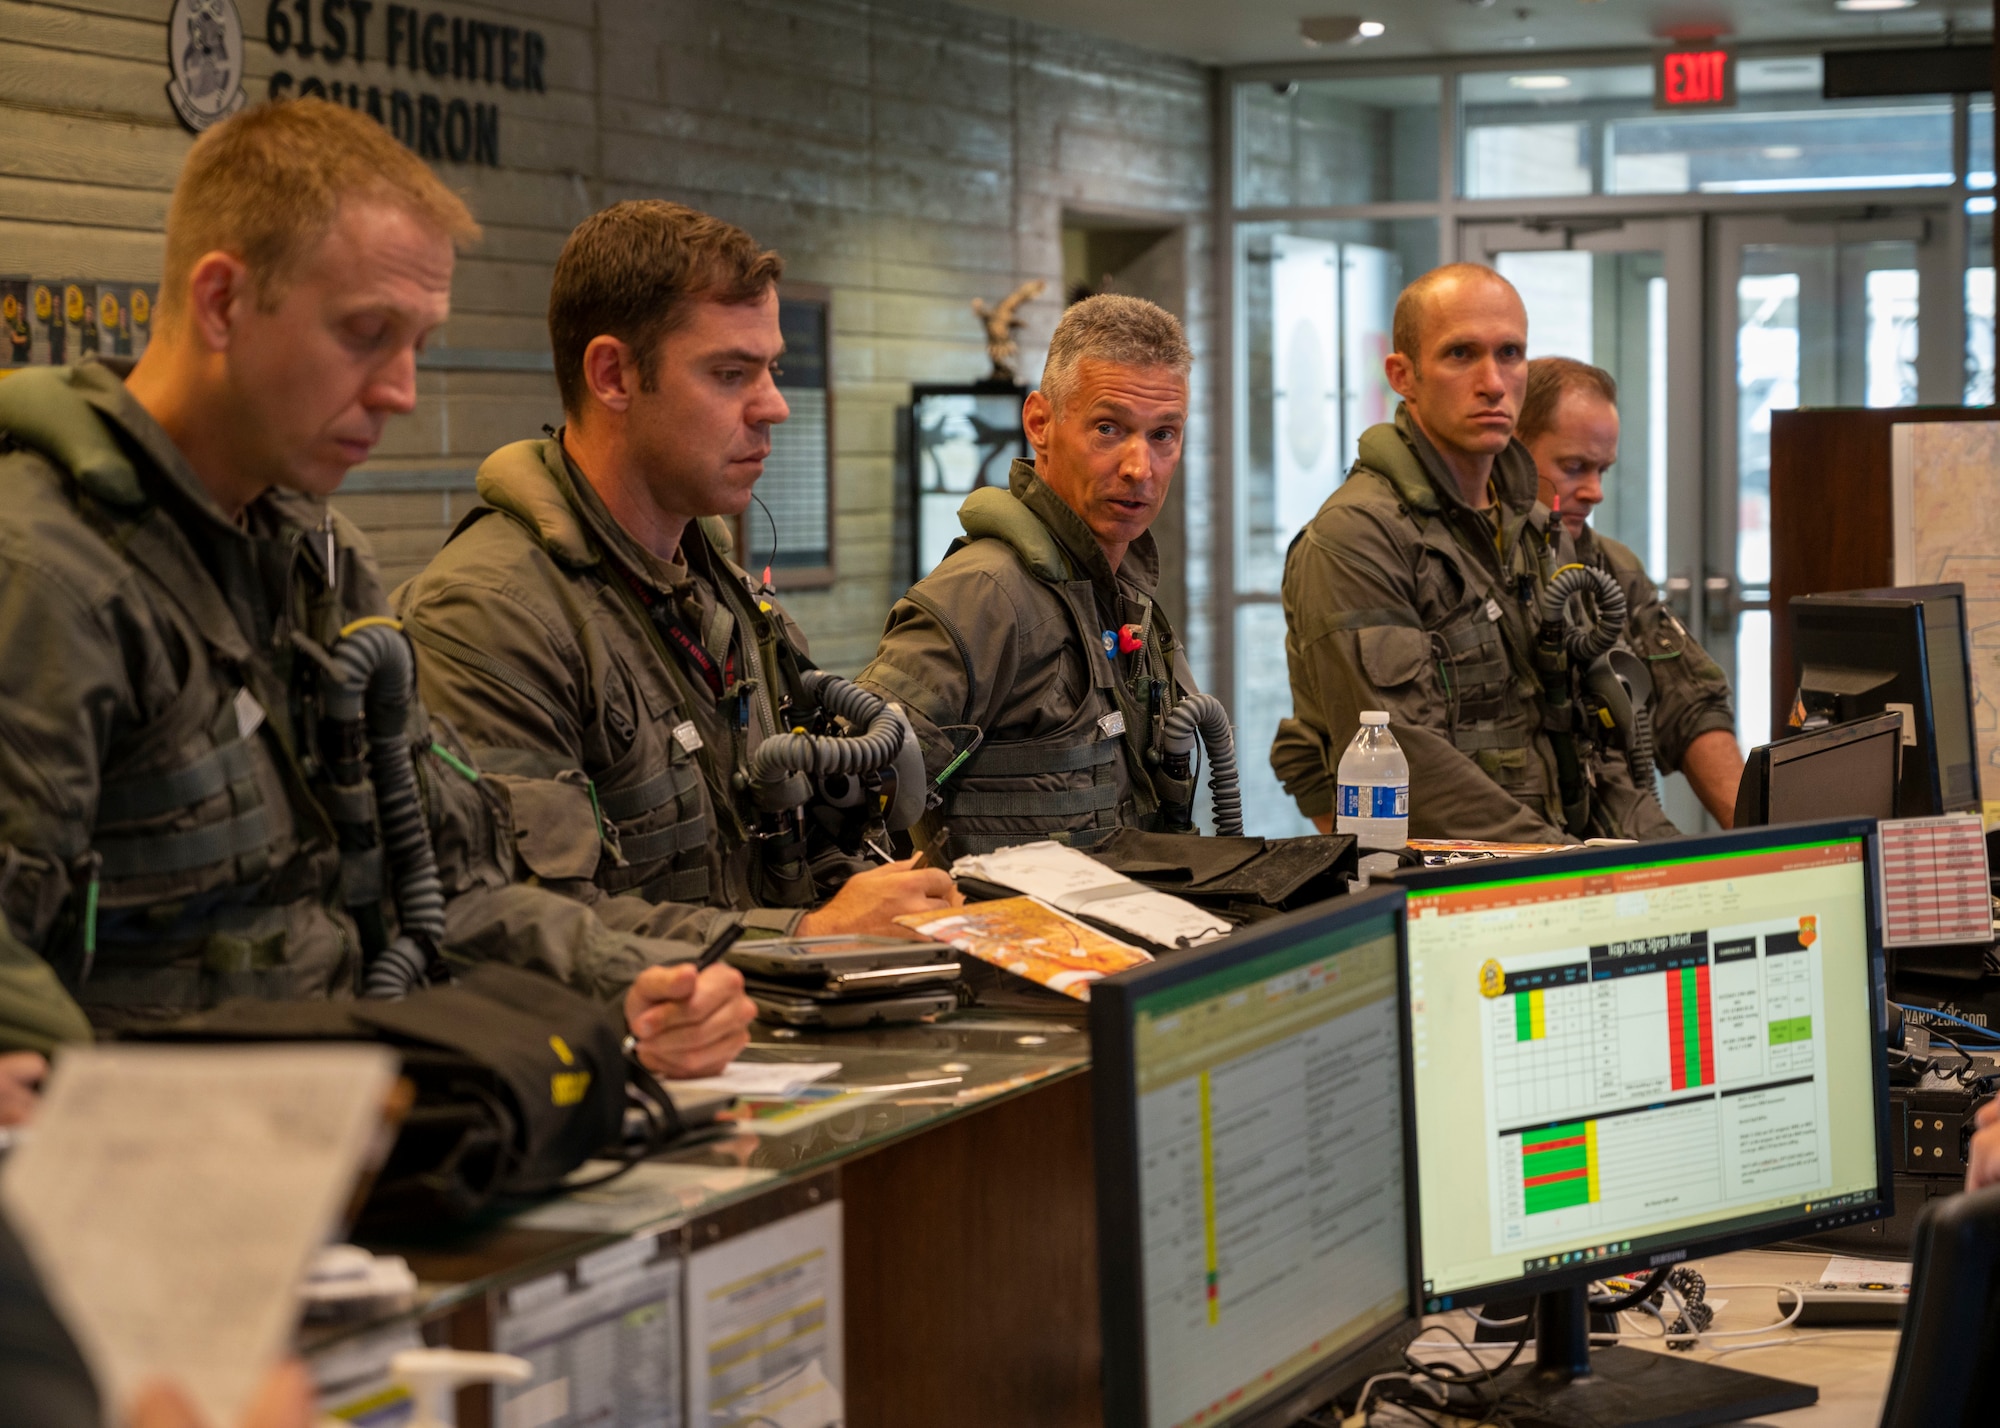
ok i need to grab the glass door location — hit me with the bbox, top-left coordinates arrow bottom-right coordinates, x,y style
1711,212 -> 1956,749
1461,217 -> 1706,827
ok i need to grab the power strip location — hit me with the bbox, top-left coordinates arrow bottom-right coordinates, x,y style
1785,1279 -> 1910,1327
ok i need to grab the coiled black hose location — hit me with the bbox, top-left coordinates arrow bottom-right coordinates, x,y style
1540,564 -> 1628,664
1160,692 -> 1244,836
1629,705 -> 1658,792
748,669 -> 908,783
325,622 -> 446,999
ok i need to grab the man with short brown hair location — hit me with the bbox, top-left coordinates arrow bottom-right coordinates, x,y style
1274,264 -> 1675,843
0,102 -> 757,1122
1518,356 -> 1743,825
398,201 -> 958,932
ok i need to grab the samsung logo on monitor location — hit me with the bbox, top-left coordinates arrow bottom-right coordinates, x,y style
1650,1249 -> 1688,1267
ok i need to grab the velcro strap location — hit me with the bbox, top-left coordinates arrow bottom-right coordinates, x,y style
950,782 -> 1120,818
319,781 -> 376,827
597,761 -> 701,824
617,816 -> 710,864
95,739 -> 260,825
1442,622 -> 1496,656
95,807 -> 272,880
1451,723 -> 1526,753
1451,655 -> 1510,685
637,867 -> 712,903
963,738 -> 1116,779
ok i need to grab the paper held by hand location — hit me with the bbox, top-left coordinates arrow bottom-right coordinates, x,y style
897,895 -> 1152,1001
0,1043 -> 399,1428
952,840 -> 1231,949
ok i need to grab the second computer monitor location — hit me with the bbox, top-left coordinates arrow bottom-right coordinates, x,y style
1735,712 -> 1903,828
1092,888 -> 1416,1428
1402,821 -> 1894,1312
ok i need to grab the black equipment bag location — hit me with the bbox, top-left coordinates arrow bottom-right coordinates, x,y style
1086,828 -> 1358,918
123,964 -> 639,1227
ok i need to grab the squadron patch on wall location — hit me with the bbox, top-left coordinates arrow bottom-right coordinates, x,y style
167,0 -> 249,133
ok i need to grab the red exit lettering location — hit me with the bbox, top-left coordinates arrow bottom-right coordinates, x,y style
1661,49 -> 1732,107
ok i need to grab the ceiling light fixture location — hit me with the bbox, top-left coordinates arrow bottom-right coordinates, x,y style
1509,74 -> 1572,89
1299,15 -> 1386,44
1834,0 -> 1916,10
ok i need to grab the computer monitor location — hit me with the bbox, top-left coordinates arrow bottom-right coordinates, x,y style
1402,821 -> 1895,1427
1735,712 -> 1903,828
1791,584 -> 1981,818
1092,888 -> 1417,1428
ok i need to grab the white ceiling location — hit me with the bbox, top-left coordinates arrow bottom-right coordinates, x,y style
963,0 -> 1993,69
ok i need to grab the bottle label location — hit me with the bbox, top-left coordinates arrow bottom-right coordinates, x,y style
1338,783 -> 1408,819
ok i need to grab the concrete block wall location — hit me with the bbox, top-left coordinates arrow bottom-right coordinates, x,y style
5,0 -> 1215,678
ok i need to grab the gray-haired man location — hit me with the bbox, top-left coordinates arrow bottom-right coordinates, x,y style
858,294 -> 1206,856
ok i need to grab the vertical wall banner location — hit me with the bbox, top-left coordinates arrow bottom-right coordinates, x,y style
166,0 -> 249,133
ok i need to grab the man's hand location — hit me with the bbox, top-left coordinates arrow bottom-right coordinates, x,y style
128,1361 -> 313,1428
1310,813 -> 1333,835
1967,1099 -> 2000,1193
795,857 -> 962,939
0,1050 -> 46,1127
623,961 -> 757,1080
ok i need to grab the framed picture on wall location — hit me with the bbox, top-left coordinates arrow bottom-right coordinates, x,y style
907,381 -> 1029,581
736,283 -> 835,588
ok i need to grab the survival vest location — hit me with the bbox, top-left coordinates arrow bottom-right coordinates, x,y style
924,477 -> 1198,856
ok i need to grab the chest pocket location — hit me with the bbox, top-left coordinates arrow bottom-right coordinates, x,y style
590,660 -> 712,904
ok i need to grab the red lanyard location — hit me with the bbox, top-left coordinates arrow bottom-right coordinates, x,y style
614,564 -> 734,700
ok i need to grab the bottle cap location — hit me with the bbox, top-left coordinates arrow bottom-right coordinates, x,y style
1360,711 -> 1390,726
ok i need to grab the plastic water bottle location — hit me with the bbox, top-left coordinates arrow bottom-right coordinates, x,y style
1337,711 -> 1409,851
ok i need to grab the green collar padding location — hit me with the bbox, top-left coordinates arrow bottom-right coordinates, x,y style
0,367 -> 143,506
477,438 -> 594,565
1356,420 -> 1437,514
957,484 -> 1071,583
477,437 -> 741,570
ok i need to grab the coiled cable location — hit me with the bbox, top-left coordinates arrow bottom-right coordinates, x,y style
325,621 -> 446,999
1161,692 -> 1244,836
748,669 -> 907,783
1540,563 -> 1628,664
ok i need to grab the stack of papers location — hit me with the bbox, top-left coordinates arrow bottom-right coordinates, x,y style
897,896 -> 1152,1001
662,1060 -> 840,1099
953,841 -> 1231,949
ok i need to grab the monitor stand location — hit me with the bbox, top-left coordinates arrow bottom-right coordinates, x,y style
1485,1286 -> 1817,1428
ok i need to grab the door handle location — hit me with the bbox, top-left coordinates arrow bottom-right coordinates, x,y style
1704,574 -> 1739,640
1664,574 -> 1695,627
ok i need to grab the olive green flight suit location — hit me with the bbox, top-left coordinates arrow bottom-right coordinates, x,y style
0,364 -> 711,1050
856,460 -> 1199,857
1575,525 -> 1739,778
393,438 -> 812,926
1273,406 -> 1675,843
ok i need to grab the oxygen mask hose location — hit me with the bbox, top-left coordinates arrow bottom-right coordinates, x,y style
1540,564 -> 1628,665
1159,692 -> 1245,836
748,669 -> 909,788
326,620 -> 447,999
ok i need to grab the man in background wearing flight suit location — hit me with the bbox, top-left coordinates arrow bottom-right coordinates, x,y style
857,295 -> 1208,857
0,102 -> 755,1125
1274,264 -> 1674,843
1518,357 -> 1744,826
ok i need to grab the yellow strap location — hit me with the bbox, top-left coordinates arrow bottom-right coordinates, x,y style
338,615 -> 404,638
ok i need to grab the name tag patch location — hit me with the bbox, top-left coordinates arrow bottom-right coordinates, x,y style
671,720 -> 704,754
1484,598 -> 1503,623
1098,711 -> 1126,739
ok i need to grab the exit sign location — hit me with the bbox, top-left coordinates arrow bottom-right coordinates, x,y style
1656,48 -> 1735,109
